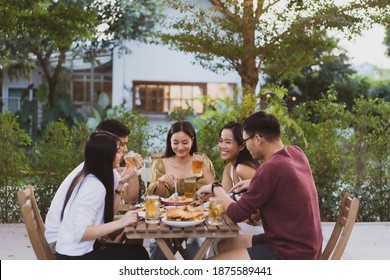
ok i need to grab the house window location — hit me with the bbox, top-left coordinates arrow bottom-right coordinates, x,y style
7,89 -> 23,113
71,74 -> 112,106
133,81 -> 235,114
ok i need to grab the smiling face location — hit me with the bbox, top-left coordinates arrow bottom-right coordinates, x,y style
170,131 -> 193,158
218,128 -> 243,164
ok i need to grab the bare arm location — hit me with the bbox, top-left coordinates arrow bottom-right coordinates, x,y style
81,210 -> 137,241
122,175 -> 140,204
114,167 -> 138,212
236,163 -> 256,181
220,164 -> 233,193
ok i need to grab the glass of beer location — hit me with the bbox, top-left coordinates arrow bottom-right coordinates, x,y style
124,151 -> 142,169
192,152 -> 204,177
208,197 -> 224,225
184,177 -> 197,199
145,195 -> 160,224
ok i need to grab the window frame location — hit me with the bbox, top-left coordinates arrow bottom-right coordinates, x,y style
133,80 -> 237,115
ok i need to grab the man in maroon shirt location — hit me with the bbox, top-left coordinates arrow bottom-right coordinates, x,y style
198,111 -> 323,259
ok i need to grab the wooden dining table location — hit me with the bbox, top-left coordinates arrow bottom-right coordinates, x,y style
124,213 -> 240,260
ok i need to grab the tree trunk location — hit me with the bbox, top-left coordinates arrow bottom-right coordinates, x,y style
240,25 -> 258,97
239,0 -> 259,114
36,50 -> 66,107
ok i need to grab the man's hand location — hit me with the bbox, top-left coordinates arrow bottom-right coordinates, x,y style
196,184 -> 213,202
230,179 -> 251,194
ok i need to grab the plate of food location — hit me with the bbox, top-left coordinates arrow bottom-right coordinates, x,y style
161,195 -> 193,206
161,205 -> 205,227
161,217 -> 205,227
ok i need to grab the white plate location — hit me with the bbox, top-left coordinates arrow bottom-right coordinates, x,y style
161,217 -> 205,227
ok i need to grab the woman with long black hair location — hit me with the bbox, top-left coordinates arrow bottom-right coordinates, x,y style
55,131 -> 149,260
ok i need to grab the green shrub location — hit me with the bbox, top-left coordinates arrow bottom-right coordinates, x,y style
343,98 -> 390,221
289,92 -> 349,220
289,94 -> 390,221
30,120 -> 88,219
0,112 -> 31,222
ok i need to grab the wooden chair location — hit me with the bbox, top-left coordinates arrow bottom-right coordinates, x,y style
17,185 -> 55,260
322,192 -> 360,260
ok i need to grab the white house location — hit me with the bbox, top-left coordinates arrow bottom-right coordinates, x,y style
1,0 -> 241,129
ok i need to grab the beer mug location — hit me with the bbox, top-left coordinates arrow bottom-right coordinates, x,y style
145,195 -> 160,224
191,152 -> 204,177
184,177 -> 197,199
124,151 -> 142,169
208,197 -> 224,225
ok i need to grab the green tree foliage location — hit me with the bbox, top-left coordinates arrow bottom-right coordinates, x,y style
266,48 -> 371,109
0,0 -> 96,106
384,24 -> 390,57
368,80 -> 390,101
156,0 -> 389,113
289,94 -> 390,221
0,0 -> 163,107
0,113 -> 31,222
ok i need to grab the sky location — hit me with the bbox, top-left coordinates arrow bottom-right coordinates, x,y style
338,25 -> 390,69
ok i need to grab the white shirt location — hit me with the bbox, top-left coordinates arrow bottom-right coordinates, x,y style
45,162 -> 120,244
55,174 -> 105,256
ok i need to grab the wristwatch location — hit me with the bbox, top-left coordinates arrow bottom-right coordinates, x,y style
211,182 -> 222,194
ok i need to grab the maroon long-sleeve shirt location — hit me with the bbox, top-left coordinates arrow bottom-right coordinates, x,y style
226,145 -> 323,259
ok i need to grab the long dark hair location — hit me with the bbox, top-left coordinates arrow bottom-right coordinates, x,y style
220,121 -> 259,170
61,131 -> 119,223
163,121 -> 198,158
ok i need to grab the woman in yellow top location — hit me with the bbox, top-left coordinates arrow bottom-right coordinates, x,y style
146,121 -> 215,197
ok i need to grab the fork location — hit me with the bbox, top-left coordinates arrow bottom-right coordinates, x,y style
173,179 -> 179,198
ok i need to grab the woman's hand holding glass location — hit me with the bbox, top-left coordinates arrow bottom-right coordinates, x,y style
201,162 -> 215,184
119,166 -> 138,185
119,210 -> 138,228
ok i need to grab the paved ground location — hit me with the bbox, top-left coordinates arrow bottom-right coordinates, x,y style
1,222 -> 389,260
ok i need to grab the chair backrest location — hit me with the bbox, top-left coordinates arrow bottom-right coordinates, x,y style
17,185 -> 55,260
322,192 -> 360,260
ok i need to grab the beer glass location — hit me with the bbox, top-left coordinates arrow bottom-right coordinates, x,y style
208,197 -> 224,225
145,195 -> 160,224
184,177 -> 197,199
191,152 -> 204,177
